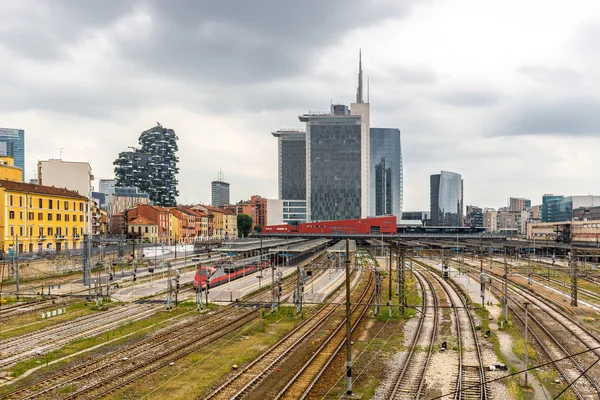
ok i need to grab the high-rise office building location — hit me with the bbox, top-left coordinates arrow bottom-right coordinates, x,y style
271,129 -> 306,200
370,128 -> 402,218
211,171 -> 230,207
0,128 -> 24,181
301,53 -> 370,221
114,123 -> 179,206
430,170 -> 463,226
541,194 -> 563,222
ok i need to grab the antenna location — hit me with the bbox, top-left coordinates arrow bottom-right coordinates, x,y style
57,148 -> 64,160
356,49 -> 363,103
367,76 -> 370,103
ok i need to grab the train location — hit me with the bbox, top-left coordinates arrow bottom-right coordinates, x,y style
193,264 -> 260,290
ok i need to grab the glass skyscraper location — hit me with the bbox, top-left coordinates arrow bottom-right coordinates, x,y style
370,128 -> 403,218
272,130 -> 306,200
301,103 -> 368,221
0,128 -> 25,181
430,171 -> 463,226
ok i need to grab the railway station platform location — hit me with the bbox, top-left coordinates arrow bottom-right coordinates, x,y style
219,238 -> 306,258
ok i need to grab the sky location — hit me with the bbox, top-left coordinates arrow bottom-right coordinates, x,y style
1,0 -> 599,211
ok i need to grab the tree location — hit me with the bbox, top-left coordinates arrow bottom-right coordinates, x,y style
237,214 -> 253,238
253,225 -> 262,234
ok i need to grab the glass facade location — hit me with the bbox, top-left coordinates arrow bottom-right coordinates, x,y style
211,181 -> 230,207
541,194 -> 564,222
370,128 -> 402,218
0,128 -> 25,181
308,117 -> 362,221
430,171 -> 463,226
280,133 -> 306,200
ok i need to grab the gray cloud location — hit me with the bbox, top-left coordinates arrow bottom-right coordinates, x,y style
501,97 -> 600,136
436,89 -> 502,107
518,65 -> 582,85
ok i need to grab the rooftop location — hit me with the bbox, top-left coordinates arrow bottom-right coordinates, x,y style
0,179 -> 88,200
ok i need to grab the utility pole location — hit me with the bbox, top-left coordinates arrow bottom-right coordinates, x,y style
571,250 -> 578,307
344,238 -> 353,396
374,271 -> 381,316
388,246 -> 393,318
166,262 -> 172,310
480,248 -> 486,307
15,235 -> 19,299
271,250 -> 276,312
523,302 -> 530,388
400,248 -> 405,315
395,249 -> 400,297
503,256 -> 508,323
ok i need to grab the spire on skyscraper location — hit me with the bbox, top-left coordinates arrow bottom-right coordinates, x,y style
356,49 -> 363,103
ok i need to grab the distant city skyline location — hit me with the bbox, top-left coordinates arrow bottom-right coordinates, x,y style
1,1 -> 599,211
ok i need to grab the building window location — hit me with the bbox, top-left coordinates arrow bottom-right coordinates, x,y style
79,202 -> 83,211
19,226 -> 23,236
49,199 -> 53,209
57,201 -> 60,210
65,227 -> 68,235
39,198 -> 43,208
57,227 -> 62,235
38,212 -> 43,220
48,213 -> 53,221
9,211 -> 14,219
48,227 -> 53,235
19,196 -> 22,207
9,195 -> 13,206
64,201 -> 69,210
65,214 -> 69,222
57,214 -> 62,221
29,226 -> 33,236
9,226 -> 14,236
145,226 -> 148,233
80,215 -> 83,222
19,211 -> 23,220
28,212 -> 34,220
29,197 -> 32,208
39,227 -> 44,236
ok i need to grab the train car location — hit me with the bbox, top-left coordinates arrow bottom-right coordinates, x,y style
193,265 -> 217,289
206,265 -> 259,289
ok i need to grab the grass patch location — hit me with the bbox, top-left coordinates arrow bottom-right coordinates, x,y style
106,307 -> 302,399
0,301 -> 107,341
0,303 -> 198,390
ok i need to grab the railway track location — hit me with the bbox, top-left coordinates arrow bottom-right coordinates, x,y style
386,270 -> 437,399
202,267 -> 363,400
1,256 -> 329,399
0,303 -> 160,369
451,258 -> 600,399
273,269 -> 375,400
412,261 -> 488,400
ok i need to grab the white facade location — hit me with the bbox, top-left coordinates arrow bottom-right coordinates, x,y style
38,159 -> 94,233
266,199 -> 306,226
350,102 -> 370,219
38,159 -> 94,198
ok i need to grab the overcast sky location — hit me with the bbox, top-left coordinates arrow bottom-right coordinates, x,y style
1,0 -> 599,211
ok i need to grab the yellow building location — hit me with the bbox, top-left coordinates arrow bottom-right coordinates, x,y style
0,157 -> 23,182
0,179 -> 88,253
128,216 -> 159,243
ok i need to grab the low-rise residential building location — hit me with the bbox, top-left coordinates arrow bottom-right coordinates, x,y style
126,204 -> 171,243
509,197 -> 531,212
192,204 -> 237,239
91,202 -> 108,236
128,216 -> 159,243
0,179 -> 88,253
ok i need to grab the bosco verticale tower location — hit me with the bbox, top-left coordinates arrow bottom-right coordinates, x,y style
114,123 -> 179,206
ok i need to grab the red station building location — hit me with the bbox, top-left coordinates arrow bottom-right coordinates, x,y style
263,216 -> 397,235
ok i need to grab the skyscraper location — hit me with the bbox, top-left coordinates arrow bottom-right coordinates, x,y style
301,53 -> 370,221
271,129 -> 306,200
0,128 -> 25,181
211,171 -> 230,207
370,128 -> 403,218
430,171 -> 463,226
114,123 -> 179,206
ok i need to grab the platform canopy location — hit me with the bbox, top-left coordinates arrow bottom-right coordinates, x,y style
219,238 -> 306,253
327,239 -> 357,253
269,238 -> 331,253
